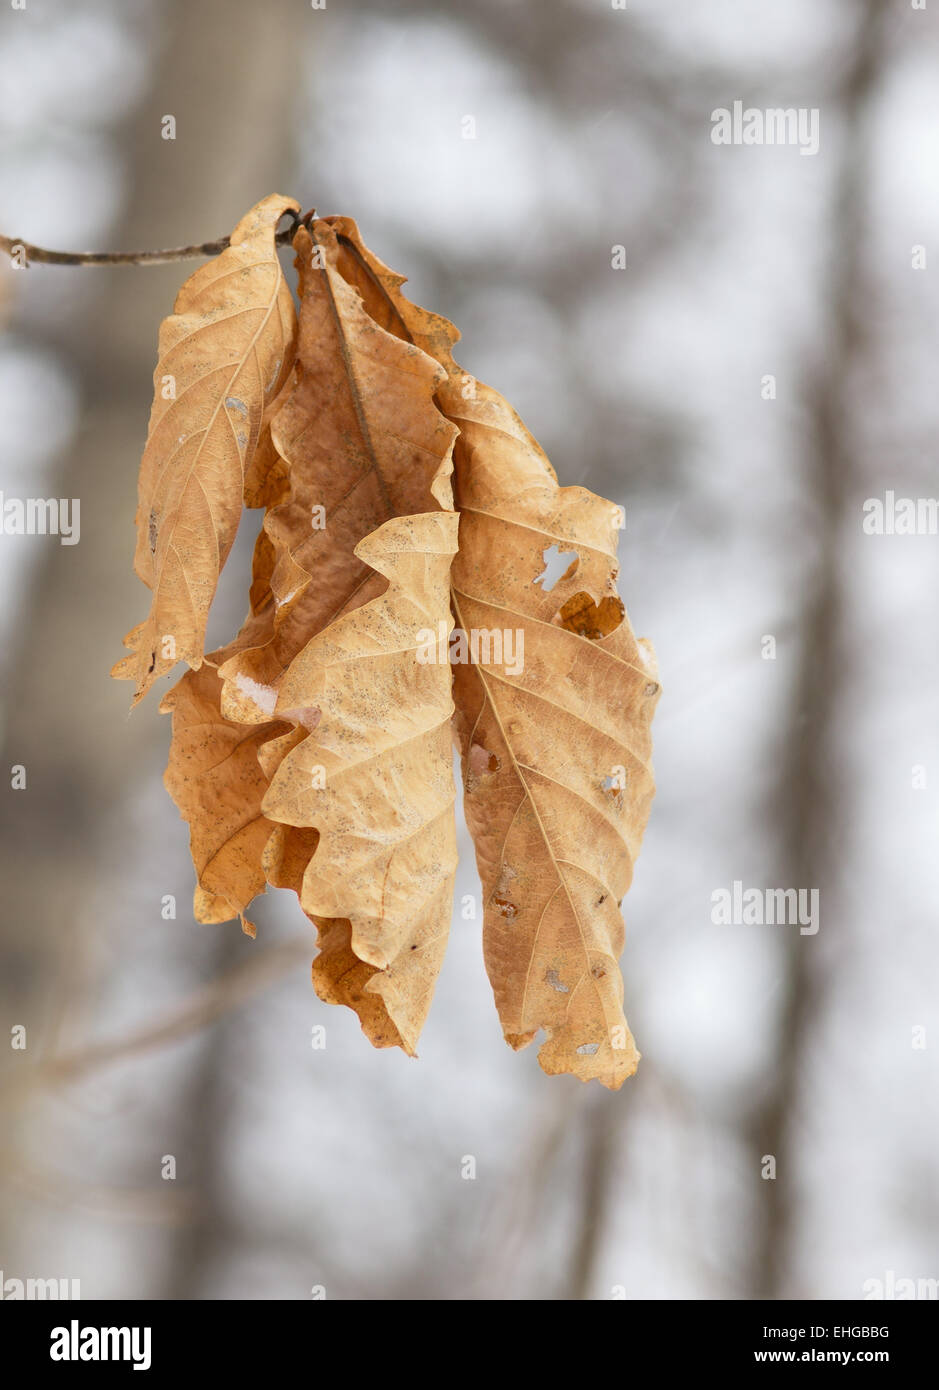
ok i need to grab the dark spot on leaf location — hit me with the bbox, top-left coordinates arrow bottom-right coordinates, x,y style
469,742 -> 500,779
496,863 -> 518,893
556,591 -> 625,639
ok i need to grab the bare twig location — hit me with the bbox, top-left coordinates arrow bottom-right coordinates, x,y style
0,208 -> 314,268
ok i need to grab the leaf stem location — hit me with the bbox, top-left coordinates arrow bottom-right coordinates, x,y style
0,208 -> 314,269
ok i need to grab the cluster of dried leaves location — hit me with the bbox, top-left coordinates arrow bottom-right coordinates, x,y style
113,195 -> 660,1089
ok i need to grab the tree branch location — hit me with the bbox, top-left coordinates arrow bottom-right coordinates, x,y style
0,208 -> 314,268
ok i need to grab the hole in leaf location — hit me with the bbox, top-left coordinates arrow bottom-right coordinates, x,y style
534,545 -> 579,592
557,591 -> 624,639
602,774 -> 625,811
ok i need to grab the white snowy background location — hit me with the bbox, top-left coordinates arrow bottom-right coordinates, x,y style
0,0 -> 936,1299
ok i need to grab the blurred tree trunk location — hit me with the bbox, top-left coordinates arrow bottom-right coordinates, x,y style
569,1090 -> 622,1299
748,0 -> 888,1299
0,0 -> 302,1297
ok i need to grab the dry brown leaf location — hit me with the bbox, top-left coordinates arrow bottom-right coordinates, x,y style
243,365 -> 297,511
159,657 -> 284,939
323,218 -> 660,1088
163,222 -> 460,1054
159,459 -> 291,937
447,438 -> 659,1089
234,224 -> 460,1053
119,203 -> 659,1085
217,222 -> 455,724
113,193 -> 299,703
261,510 -> 460,1054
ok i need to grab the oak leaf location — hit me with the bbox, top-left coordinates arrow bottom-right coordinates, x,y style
237,224 -> 459,1053
262,510 -> 460,1054
218,223 -> 455,722
162,222 -> 460,1053
323,219 -> 660,1088
113,193 -> 299,702
118,202 -> 659,1086
159,459 -> 292,936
